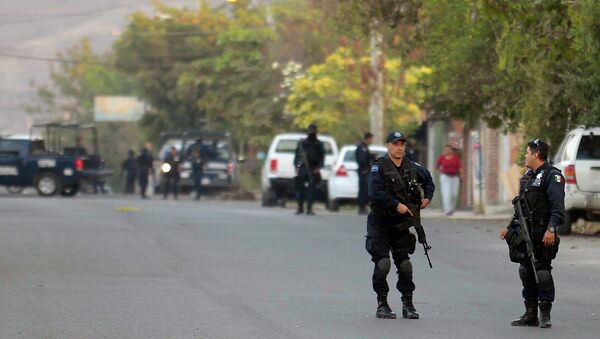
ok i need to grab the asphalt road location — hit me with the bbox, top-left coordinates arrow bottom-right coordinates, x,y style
0,194 -> 599,338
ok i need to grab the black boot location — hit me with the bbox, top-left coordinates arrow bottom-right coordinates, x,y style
401,295 -> 419,319
539,301 -> 552,328
376,297 -> 397,319
511,300 -> 539,327
295,203 -> 304,215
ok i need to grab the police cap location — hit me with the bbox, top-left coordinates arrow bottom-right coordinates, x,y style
386,131 -> 407,144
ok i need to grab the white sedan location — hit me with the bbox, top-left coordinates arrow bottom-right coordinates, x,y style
327,144 -> 387,211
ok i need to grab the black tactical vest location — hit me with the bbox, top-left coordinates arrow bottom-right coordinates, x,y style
519,163 -> 559,227
370,156 -> 422,218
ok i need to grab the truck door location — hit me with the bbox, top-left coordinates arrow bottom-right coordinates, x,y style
0,139 -> 26,185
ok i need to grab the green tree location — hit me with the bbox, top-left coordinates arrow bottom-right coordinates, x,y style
113,2 -> 228,140
285,46 -> 430,145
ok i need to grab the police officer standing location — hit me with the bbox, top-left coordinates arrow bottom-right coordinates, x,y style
137,142 -> 154,199
356,132 -> 374,215
500,139 -> 564,329
366,131 -> 435,319
162,146 -> 181,200
122,150 -> 138,194
191,148 -> 204,200
293,123 -> 325,215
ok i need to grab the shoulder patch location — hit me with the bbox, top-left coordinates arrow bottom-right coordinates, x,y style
371,164 -> 379,173
554,174 -> 564,183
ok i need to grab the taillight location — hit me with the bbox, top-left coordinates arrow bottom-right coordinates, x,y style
227,163 -> 235,176
335,165 -> 348,177
75,159 -> 84,171
270,159 -> 277,173
564,164 -> 576,184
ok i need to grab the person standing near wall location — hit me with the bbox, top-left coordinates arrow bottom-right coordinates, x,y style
436,145 -> 461,216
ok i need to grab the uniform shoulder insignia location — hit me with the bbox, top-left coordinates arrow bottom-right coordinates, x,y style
554,174 -> 564,183
371,164 -> 379,173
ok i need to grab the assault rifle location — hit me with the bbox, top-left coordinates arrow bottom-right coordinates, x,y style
512,196 -> 539,283
408,205 -> 433,269
297,141 -> 320,186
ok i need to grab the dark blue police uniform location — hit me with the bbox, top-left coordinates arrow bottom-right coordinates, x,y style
508,162 -> 564,302
366,131 -> 435,319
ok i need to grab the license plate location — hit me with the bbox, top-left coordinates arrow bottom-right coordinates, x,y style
201,178 -> 211,185
181,172 -> 190,179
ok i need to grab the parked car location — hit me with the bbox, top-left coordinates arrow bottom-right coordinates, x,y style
155,131 -> 240,193
327,144 -> 388,211
261,133 -> 339,207
0,135 -> 82,196
552,125 -> 600,234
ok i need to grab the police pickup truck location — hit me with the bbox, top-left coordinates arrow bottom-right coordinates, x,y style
0,136 -> 83,196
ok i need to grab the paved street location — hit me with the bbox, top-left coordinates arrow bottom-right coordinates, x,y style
1,194 -> 599,338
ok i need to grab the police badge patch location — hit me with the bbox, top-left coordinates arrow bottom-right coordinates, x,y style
371,164 -> 379,173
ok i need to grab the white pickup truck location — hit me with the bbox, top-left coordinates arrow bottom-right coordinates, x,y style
261,133 -> 338,207
552,126 -> 600,234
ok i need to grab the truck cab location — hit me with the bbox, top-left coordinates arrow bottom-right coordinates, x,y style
0,136 -> 83,196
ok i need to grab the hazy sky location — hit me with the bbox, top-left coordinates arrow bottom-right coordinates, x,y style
0,0 -> 201,134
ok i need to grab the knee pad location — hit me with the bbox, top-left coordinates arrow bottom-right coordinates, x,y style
376,257 -> 391,274
398,260 -> 413,276
537,270 -> 553,291
519,265 -> 529,281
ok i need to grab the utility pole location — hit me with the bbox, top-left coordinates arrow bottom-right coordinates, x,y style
369,29 -> 384,144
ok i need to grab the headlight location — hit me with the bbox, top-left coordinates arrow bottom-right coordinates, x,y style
161,163 -> 172,173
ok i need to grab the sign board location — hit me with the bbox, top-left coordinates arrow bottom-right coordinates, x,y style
94,96 -> 145,122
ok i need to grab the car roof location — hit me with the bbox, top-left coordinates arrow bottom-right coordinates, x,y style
273,133 -> 336,141
571,126 -> 600,134
339,144 -> 387,152
1,134 -> 43,140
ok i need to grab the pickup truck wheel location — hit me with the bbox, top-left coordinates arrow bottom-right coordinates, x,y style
328,199 -> 340,212
60,185 -> 79,197
559,210 -> 584,235
261,189 -> 277,207
36,173 -> 61,196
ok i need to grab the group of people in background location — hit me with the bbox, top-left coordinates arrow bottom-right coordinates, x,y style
120,142 -> 156,199
120,139 -> 215,200
291,123 -> 463,217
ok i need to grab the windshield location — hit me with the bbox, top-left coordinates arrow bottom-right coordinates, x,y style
343,148 -> 387,162
276,139 -> 334,155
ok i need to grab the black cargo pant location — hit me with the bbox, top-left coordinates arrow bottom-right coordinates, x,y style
357,173 -> 368,211
163,174 -> 179,199
138,169 -> 149,198
366,215 -> 417,299
519,227 -> 558,302
295,167 -> 316,209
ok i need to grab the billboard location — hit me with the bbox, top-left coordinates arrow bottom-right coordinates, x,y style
94,96 -> 145,122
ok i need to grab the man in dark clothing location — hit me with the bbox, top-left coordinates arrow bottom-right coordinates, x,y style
356,132 -> 374,215
366,131 -> 435,320
500,139 -> 564,329
137,143 -> 154,199
122,150 -> 138,194
293,123 -> 326,215
191,148 -> 205,200
162,146 -> 181,200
